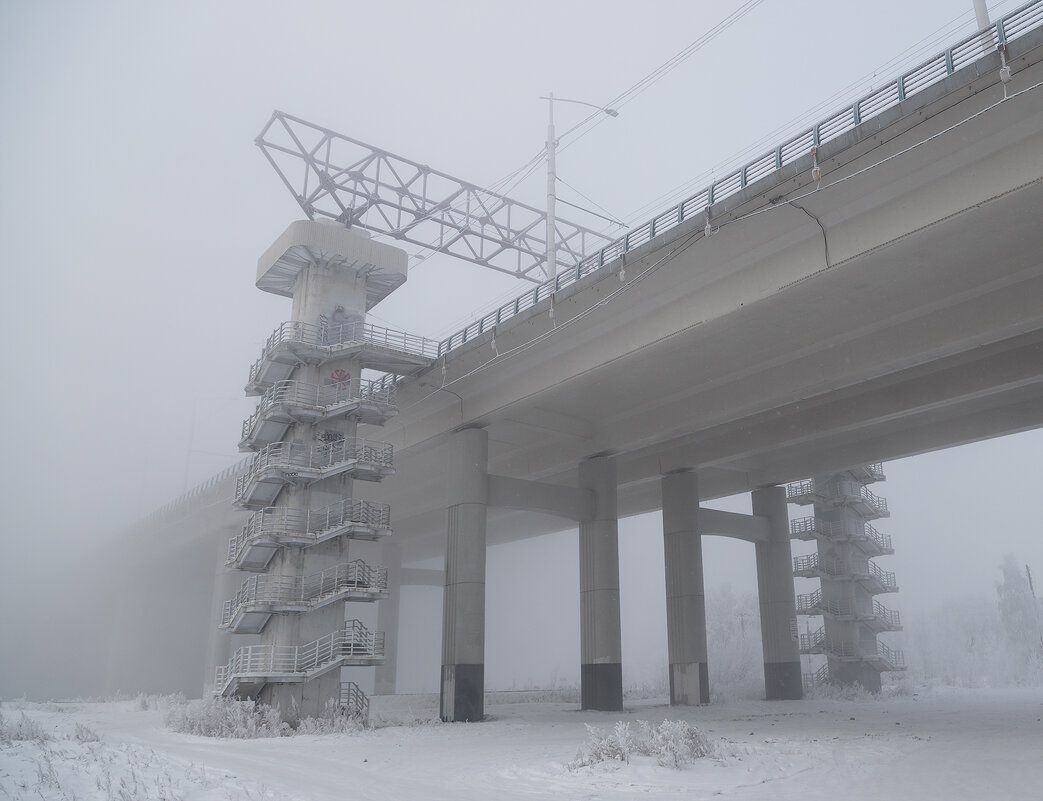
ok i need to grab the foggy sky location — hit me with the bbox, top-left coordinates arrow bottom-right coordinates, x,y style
1,0 -> 1040,697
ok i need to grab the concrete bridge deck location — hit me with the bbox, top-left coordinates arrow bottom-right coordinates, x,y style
371,27 -> 1043,558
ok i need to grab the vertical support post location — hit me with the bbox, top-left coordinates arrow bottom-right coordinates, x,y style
752,486 -> 803,700
662,470 -> 709,705
440,427 -> 488,722
578,455 -> 623,710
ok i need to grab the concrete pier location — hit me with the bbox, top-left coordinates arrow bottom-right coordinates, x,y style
440,427 -> 489,722
662,470 -> 709,705
578,455 -> 622,711
752,486 -> 803,700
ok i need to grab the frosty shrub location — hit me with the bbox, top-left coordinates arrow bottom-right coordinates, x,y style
0,710 -> 51,743
73,722 -> 101,742
572,720 -> 717,769
804,680 -> 876,701
165,696 -> 288,739
166,695 -> 369,738
640,720 -> 717,767
294,698 -> 367,735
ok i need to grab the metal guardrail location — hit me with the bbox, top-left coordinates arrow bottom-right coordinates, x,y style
249,321 -> 438,384
228,499 -> 392,563
234,438 -> 394,500
242,378 -> 397,442
861,522 -> 893,552
339,681 -> 370,724
873,600 -> 902,628
786,479 -> 817,502
790,516 -> 892,552
215,620 -> 385,691
434,1 -> 1043,358
787,480 -> 889,516
803,664 -> 830,687
796,590 -> 900,627
222,559 -> 388,626
836,481 -> 890,516
790,516 -> 839,538
793,552 -> 896,589
876,641 -> 906,669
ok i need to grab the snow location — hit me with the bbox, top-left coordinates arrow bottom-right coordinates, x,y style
1,687 -> 1041,800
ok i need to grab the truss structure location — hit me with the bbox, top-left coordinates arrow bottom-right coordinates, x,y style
257,111 -> 612,282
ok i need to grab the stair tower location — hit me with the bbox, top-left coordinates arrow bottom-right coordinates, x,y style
787,464 -> 905,693
214,220 -> 435,719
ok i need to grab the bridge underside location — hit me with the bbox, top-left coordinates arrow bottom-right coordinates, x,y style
372,40 -> 1043,559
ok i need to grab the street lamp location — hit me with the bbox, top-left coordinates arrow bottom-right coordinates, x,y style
540,93 -> 618,281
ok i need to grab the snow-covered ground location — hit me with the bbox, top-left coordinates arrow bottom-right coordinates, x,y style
1,686 -> 1040,800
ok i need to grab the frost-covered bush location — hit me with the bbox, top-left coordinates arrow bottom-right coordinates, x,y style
165,695 -> 369,738
294,698 -> 367,735
640,719 -> 717,767
572,720 -> 717,769
165,696 -> 288,739
135,691 -> 185,712
73,722 -> 101,742
0,710 -> 51,743
804,680 -> 876,701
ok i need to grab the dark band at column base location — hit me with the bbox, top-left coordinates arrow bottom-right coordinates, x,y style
581,663 -> 623,711
763,660 -> 803,700
440,663 -> 484,722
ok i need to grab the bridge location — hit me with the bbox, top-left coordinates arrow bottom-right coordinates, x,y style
210,7 -> 1043,722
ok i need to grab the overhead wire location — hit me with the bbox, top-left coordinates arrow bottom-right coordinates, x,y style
351,1 -> 771,283
617,0 -> 1022,226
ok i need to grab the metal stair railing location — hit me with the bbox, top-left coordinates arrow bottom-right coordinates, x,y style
434,1 -> 1043,358
786,479 -> 817,502
876,641 -> 906,669
858,522 -> 893,552
868,560 -> 898,590
800,627 -> 826,652
250,320 -> 438,376
872,600 -> 902,628
802,664 -> 830,687
227,499 -> 392,562
790,516 -> 843,540
793,552 -> 846,578
315,437 -> 394,470
241,378 -> 397,441
796,589 -> 848,617
834,481 -> 890,516
338,681 -> 370,724
215,620 -> 385,691
795,589 -> 823,614
222,560 -> 389,625
235,438 -> 394,493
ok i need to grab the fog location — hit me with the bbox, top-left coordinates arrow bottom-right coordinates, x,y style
1,0 -> 1040,699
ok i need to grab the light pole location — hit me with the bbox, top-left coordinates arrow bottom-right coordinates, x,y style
540,94 -> 618,281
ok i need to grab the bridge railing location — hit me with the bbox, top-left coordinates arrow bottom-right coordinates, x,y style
435,0 -> 1043,358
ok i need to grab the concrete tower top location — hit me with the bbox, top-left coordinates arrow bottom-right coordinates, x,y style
256,220 -> 408,308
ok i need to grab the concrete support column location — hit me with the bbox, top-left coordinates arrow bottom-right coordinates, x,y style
440,427 -> 488,722
752,486 -> 803,700
578,455 -> 623,711
662,470 -> 709,705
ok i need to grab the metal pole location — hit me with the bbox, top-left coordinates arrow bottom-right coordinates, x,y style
973,0 -> 990,30
545,93 -> 556,282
